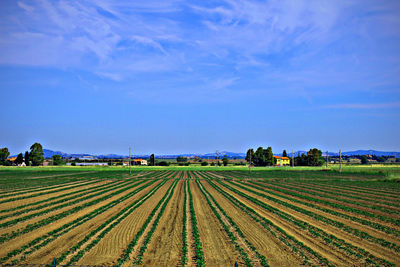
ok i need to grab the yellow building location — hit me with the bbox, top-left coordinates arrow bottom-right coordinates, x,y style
274,156 -> 290,166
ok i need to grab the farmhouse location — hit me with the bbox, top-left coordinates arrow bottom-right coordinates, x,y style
274,156 -> 290,166
133,159 -> 148,165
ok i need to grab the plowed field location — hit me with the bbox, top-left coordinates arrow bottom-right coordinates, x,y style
0,169 -> 399,266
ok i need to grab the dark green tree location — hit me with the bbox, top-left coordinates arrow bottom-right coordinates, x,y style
253,147 -> 266,166
149,154 -> 155,166
294,153 -> 308,166
377,156 -> 386,163
176,156 -> 188,163
201,161 -> 209,166
52,155 -> 63,165
30,143 -> 44,166
222,155 -> 229,166
245,149 -> 254,164
361,155 -> 368,165
307,148 -> 324,166
15,153 -> 24,165
265,147 -> 274,166
24,151 -> 30,166
282,150 -> 287,157
0,148 -> 10,165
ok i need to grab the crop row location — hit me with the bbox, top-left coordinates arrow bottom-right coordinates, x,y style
0,180 -> 102,204
181,179 -> 188,266
0,179 -> 160,264
0,179 -> 136,229
223,180 -> 396,265
116,179 -> 177,265
246,180 -> 400,239
134,180 -> 179,264
298,180 -> 400,198
0,180 -> 130,222
267,181 -> 400,215
0,179 -> 149,245
0,180 -> 121,215
196,179 -> 269,267
0,179 -> 98,200
61,179 -> 171,266
198,174 -> 328,266
282,181 -> 400,209
187,180 -> 205,267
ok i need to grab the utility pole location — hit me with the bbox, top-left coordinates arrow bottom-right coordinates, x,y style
292,150 -> 294,168
129,147 -> 131,175
326,150 -> 328,168
216,150 -> 219,167
339,149 -> 342,173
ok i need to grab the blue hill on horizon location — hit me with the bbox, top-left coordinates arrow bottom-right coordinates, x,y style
38,149 -> 400,159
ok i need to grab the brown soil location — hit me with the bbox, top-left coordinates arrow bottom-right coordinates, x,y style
20,180 -> 162,264
0,179 -> 94,197
286,181 -> 400,200
140,180 -> 184,266
190,179 -> 239,266
0,180 -> 105,210
0,180 -> 132,236
251,181 -> 400,227
217,181 -> 356,266
282,181 -> 400,211
0,180 -> 151,260
284,181 -> 400,207
225,181 -> 400,265
0,180 -> 118,217
246,182 -> 400,243
200,180 -> 303,266
185,181 -> 195,266
76,180 -> 173,265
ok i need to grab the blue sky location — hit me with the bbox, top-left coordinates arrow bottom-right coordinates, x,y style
1,0 -> 400,155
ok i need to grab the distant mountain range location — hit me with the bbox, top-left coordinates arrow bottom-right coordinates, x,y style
39,149 -> 400,159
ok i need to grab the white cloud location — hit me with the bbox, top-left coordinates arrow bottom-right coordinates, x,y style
17,1 -> 34,12
323,102 -> 400,109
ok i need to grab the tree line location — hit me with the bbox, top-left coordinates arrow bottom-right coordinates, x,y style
0,142 -> 47,166
245,147 -> 324,167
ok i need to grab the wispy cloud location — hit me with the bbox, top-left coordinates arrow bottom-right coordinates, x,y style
1,0 -> 399,103
17,1 -> 34,12
323,102 -> 400,109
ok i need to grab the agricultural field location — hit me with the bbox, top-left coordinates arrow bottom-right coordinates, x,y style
0,167 -> 399,266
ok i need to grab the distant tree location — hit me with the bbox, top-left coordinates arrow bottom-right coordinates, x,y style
71,162 -> 76,166
222,155 -> 229,166
294,153 -> 308,166
245,149 -> 255,164
307,148 -> 324,166
15,153 -> 24,165
282,150 -> 287,157
176,156 -> 188,163
210,162 -> 215,166
158,161 -> 170,166
0,148 -> 10,165
253,147 -> 266,166
201,161 -> 209,166
149,154 -> 155,166
24,151 -> 30,166
377,156 -> 386,163
361,155 -> 368,165
265,147 -> 274,166
30,143 -> 44,166
52,155 -> 63,165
